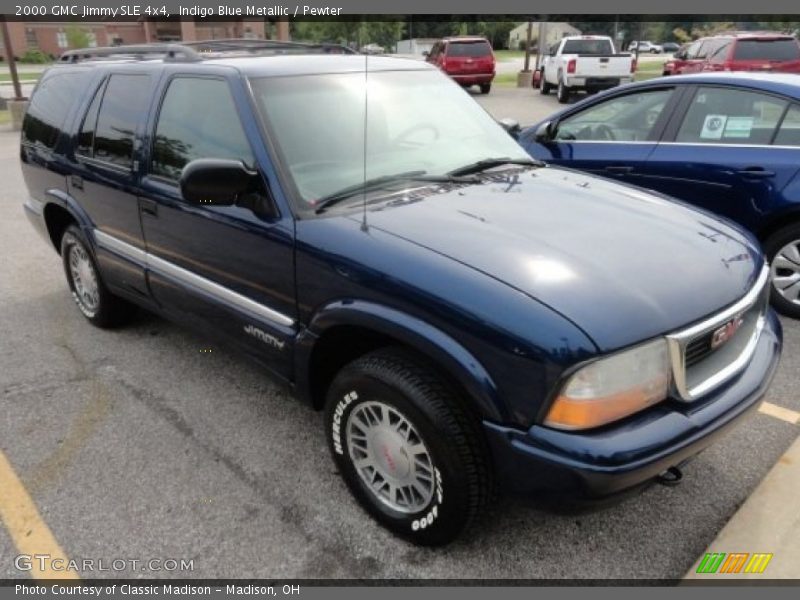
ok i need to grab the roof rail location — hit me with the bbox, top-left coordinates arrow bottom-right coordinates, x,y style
58,43 -> 201,63
182,38 -> 357,55
58,38 -> 356,63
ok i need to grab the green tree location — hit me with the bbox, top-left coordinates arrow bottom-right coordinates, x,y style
65,26 -> 91,50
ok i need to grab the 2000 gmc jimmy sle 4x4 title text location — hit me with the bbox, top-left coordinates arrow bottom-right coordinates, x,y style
20,40 -> 781,545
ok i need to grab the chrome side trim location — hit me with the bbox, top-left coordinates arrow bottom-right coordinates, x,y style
550,140 -> 800,150
93,229 -> 295,328
25,197 -> 45,215
666,265 -> 770,401
94,230 -> 147,265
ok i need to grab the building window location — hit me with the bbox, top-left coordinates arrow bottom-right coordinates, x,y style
25,29 -> 37,48
87,32 -> 98,48
57,31 -> 68,48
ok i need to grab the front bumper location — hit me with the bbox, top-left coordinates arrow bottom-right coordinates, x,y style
484,309 -> 782,497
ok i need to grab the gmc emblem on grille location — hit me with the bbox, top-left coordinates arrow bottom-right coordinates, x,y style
710,316 -> 744,350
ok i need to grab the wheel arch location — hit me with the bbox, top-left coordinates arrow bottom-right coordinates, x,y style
42,192 -> 94,255
294,300 -> 506,423
756,206 -> 800,247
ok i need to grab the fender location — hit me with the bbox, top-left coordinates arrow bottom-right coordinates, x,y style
39,189 -> 96,251
294,300 -> 508,423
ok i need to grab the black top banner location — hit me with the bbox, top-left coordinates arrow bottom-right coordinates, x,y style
3,0 -> 800,17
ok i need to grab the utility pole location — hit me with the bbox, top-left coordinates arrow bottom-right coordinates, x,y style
1,18 -> 23,100
523,21 -> 532,71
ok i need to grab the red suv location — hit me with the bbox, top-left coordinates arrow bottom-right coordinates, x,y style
663,33 -> 800,76
425,36 -> 496,94
703,33 -> 800,73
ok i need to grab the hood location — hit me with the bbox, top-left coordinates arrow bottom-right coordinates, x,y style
359,166 -> 764,351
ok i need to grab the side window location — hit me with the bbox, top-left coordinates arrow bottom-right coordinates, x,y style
774,105 -> 800,147
686,40 -> 704,59
93,74 -> 151,168
554,89 -> 674,142
151,77 -> 255,181
708,41 -> 732,63
77,79 -> 106,156
22,70 -> 90,150
676,87 -> 787,145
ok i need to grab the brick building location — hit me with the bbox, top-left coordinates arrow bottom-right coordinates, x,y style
1,19 -> 291,60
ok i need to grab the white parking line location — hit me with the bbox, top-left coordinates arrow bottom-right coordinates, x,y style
759,401 -> 800,425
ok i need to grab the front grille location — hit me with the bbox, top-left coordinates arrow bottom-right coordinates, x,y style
667,267 -> 770,401
684,333 -> 714,368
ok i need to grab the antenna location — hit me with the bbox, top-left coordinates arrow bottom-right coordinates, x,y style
361,52 -> 369,232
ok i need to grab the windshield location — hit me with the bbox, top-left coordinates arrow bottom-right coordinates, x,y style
250,69 -> 529,211
562,39 -> 614,55
733,39 -> 800,61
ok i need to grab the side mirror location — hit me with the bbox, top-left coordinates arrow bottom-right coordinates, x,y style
180,158 -> 258,206
422,50 -> 430,57
498,117 -> 521,139
534,120 -> 555,142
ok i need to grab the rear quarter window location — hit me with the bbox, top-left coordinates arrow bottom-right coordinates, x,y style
447,42 -> 492,57
22,69 -> 91,150
733,39 -> 800,61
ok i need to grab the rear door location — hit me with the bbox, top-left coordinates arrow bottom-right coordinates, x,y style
68,71 -> 156,299
138,72 -> 297,379
641,85 -> 800,231
523,86 -> 682,186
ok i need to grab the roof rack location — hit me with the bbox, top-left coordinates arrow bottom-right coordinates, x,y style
58,38 -> 356,63
59,43 -> 200,63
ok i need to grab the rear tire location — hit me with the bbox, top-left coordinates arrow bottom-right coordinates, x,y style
61,225 -> 136,328
557,78 -> 571,104
479,83 -> 491,94
764,223 -> 800,319
540,70 -> 552,95
324,348 -> 493,546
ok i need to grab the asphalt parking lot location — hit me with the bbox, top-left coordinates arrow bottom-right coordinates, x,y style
0,86 -> 798,579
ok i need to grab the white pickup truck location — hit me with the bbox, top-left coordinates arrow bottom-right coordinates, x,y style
539,35 -> 636,103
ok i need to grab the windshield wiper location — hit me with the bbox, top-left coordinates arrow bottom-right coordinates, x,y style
313,171 -> 480,214
448,157 -> 543,177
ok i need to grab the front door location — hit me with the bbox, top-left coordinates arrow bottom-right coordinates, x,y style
138,73 -> 297,379
523,86 -> 680,188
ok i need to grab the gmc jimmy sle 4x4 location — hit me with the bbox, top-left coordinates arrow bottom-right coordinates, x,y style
21,41 -> 781,545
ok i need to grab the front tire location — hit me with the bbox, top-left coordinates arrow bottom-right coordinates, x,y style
61,225 -> 135,328
324,348 -> 493,546
764,223 -> 800,319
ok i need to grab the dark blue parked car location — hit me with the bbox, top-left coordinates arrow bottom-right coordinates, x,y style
521,73 -> 800,318
20,43 -> 781,545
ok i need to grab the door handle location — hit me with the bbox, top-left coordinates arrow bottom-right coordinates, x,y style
736,167 -> 775,179
140,198 -> 158,217
70,175 -> 84,190
605,166 -> 634,174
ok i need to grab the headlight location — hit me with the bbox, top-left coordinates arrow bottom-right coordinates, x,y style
544,338 -> 671,430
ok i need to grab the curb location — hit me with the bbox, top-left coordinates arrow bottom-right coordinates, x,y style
685,433 -> 800,579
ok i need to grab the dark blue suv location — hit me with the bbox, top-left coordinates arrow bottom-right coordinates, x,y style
20,41 -> 782,545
